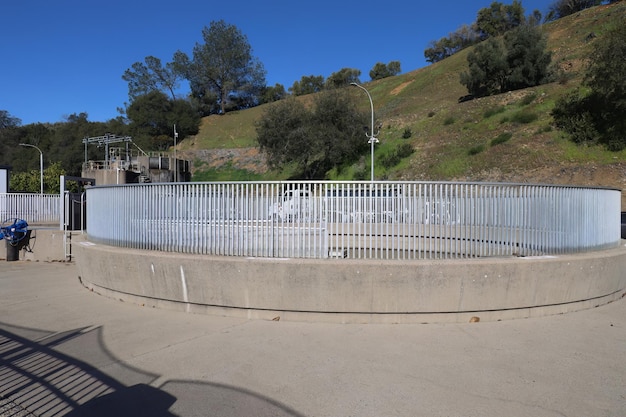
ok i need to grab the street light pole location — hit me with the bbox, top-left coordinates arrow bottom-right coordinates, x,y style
350,82 -> 379,182
173,124 -> 178,182
19,143 -> 43,194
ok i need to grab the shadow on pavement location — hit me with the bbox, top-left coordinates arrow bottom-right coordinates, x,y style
0,322 -> 173,416
63,384 -> 176,417
0,322 -> 305,417
161,380 -> 306,417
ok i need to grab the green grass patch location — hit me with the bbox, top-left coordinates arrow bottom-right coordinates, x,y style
510,110 -> 539,124
560,139 -> 626,164
536,125 -> 553,134
483,106 -> 506,118
192,164 -> 264,182
193,159 -> 208,169
433,156 -> 468,177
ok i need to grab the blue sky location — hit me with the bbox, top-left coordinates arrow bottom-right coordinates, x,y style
2,0 -> 550,125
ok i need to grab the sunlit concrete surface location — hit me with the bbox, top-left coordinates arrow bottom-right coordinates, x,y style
1,261 -> 625,417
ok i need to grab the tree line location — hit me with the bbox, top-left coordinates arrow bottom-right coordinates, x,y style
1,18 -> 402,189
0,112 -> 125,193
122,20 -> 400,123
424,1 -> 536,64
424,0 -> 619,64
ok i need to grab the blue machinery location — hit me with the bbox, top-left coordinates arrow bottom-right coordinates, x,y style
1,218 -> 31,261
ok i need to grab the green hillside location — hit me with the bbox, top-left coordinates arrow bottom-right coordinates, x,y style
178,2 -> 626,204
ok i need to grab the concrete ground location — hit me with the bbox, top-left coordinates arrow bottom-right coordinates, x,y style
0,261 -> 625,417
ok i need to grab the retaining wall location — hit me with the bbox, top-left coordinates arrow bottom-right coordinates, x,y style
0,228 -> 67,262
73,236 -> 626,323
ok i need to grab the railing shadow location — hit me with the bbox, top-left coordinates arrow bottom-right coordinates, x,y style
0,323 -> 175,417
0,322 -> 306,417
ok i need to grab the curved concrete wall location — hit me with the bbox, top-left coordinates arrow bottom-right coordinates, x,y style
73,237 -> 626,323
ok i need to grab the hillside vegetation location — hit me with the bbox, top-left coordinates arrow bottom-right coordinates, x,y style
177,3 -> 626,206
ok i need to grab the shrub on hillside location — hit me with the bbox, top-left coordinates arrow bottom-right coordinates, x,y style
519,93 -> 536,106
468,145 -> 485,155
490,132 -> 513,146
396,143 -> 415,158
552,91 -> 598,145
551,25 -> 626,151
380,144 -> 415,169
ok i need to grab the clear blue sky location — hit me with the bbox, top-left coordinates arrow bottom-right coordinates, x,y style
1,0 -> 550,125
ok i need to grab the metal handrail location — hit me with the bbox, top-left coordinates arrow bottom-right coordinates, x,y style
0,193 -> 61,225
84,181 -> 622,260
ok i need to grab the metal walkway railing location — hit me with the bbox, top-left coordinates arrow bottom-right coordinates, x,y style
85,181 -> 622,260
0,193 -> 60,225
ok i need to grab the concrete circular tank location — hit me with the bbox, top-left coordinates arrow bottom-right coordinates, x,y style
74,238 -> 626,323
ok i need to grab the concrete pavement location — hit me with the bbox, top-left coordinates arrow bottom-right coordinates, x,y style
1,261 -> 625,417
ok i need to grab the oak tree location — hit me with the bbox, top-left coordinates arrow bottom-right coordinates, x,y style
122,56 -> 180,101
325,68 -> 361,89
475,0 -> 525,38
174,20 -> 266,115
256,90 -> 368,179
460,24 -> 551,97
369,61 -> 401,80
289,75 -> 325,96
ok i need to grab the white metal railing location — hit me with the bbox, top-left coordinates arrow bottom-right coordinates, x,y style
85,181 -> 622,259
0,193 -> 61,225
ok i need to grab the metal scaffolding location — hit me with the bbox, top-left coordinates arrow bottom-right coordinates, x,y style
82,134 -> 147,166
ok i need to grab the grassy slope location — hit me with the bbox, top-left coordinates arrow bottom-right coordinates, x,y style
180,3 -> 626,199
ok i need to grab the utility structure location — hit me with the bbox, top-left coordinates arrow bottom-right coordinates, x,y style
351,82 -> 379,182
82,134 -> 136,168
81,133 -> 191,185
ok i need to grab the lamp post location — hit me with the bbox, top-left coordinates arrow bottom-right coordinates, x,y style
19,143 -> 43,194
350,82 -> 379,182
173,124 -> 178,182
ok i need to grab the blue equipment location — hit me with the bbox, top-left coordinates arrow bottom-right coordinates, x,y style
1,218 -> 30,247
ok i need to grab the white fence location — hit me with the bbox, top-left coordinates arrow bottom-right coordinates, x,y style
0,193 -> 61,225
85,181 -> 622,260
